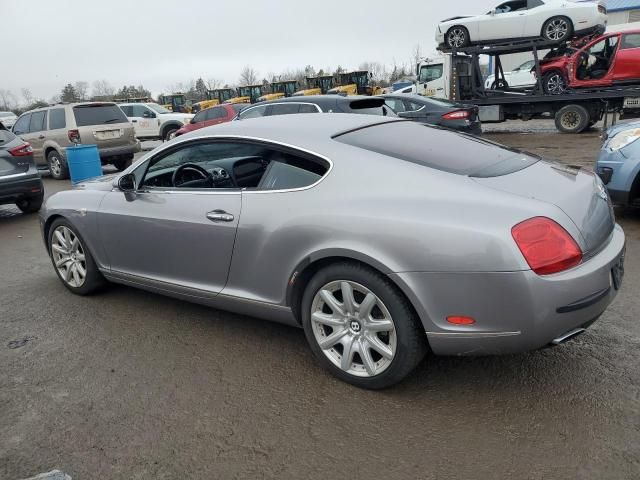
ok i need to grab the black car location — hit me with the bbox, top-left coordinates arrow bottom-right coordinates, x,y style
381,94 -> 482,135
235,95 -> 396,120
0,124 -> 44,213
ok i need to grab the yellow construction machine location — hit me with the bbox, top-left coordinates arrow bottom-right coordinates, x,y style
257,80 -> 298,102
158,93 -> 192,113
293,76 -> 334,96
225,85 -> 266,104
326,71 -> 383,96
191,88 -> 236,113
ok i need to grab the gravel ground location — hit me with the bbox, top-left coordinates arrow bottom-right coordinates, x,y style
1,125 -> 639,479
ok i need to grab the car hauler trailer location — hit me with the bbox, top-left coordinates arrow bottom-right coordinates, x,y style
429,38 -> 640,133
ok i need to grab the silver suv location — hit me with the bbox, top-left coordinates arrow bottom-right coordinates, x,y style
12,102 -> 140,180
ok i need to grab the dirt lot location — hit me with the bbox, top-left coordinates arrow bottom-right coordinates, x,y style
1,123 -> 639,479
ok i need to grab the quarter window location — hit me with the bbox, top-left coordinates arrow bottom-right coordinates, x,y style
269,104 -> 301,116
29,111 -> 47,133
49,108 -> 66,130
298,104 -> 320,113
192,111 -> 207,123
12,114 -> 31,135
238,105 -> 268,119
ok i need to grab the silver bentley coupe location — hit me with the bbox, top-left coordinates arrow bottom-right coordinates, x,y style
40,114 -> 626,389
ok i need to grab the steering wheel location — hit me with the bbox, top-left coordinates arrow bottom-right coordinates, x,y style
172,163 -> 213,187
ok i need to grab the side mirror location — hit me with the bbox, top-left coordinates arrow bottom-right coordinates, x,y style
190,118 -> 196,124
118,173 -> 136,192
143,111 -> 156,119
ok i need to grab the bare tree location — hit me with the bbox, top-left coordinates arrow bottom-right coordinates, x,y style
205,78 -> 222,90
359,61 -> 389,85
92,80 -> 115,99
21,88 -> 33,106
412,44 -> 423,70
0,89 -> 18,110
239,66 -> 258,86
74,81 -> 89,101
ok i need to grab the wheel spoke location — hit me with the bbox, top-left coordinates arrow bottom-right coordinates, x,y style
63,228 -> 72,247
75,262 -> 86,278
340,336 -> 356,371
63,264 -> 72,282
52,244 -> 67,255
311,311 -> 345,328
366,334 -> 394,360
358,293 -> 377,319
70,236 -> 79,253
55,256 -> 72,267
72,264 -> 81,285
359,339 -> 377,376
340,281 -> 356,315
320,289 -> 345,316
54,230 -> 68,250
75,253 -> 85,262
366,318 -> 394,333
317,328 -> 348,350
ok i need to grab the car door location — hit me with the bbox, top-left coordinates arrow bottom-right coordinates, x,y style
512,60 -> 536,86
11,113 -> 31,141
612,33 -> 640,82
477,0 -> 527,41
571,35 -> 620,88
130,104 -> 158,137
97,140 -> 243,293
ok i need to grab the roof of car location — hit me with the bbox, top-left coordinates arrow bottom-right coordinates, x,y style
252,95 -> 370,106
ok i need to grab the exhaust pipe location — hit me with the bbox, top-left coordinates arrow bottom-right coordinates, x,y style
551,328 -> 586,346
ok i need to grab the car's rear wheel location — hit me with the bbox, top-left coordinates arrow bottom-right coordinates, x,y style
542,16 -> 573,43
16,193 -> 43,214
555,104 -> 590,134
48,218 -> 106,295
301,262 -> 427,389
491,80 -> 509,90
543,71 -> 568,95
47,150 -> 69,180
446,26 -> 470,49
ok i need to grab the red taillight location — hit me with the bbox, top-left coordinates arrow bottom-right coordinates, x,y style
442,110 -> 470,120
8,142 -> 33,157
68,129 -> 80,143
511,217 -> 582,275
447,316 -> 476,325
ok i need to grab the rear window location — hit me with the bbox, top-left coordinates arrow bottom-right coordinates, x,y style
73,104 -> 128,127
346,98 -> 395,117
333,121 -> 538,177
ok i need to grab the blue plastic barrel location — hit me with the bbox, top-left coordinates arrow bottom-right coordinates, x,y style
65,145 -> 102,183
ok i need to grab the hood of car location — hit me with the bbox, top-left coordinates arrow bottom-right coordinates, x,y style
160,113 -> 194,122
73,172 -> 121,191
604,120 -> 640,141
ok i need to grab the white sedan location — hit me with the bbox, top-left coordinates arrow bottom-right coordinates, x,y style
436,0 -> 607,50
485,60 -> 537,89
0,111 -> 17,129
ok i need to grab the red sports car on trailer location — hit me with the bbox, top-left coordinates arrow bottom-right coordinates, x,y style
540,29 -> 640,94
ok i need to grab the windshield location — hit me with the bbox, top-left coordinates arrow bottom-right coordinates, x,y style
148,104 -> 171,114
419,64 -> 444,83
0,111 -> 15,118
238,87 -> 251,97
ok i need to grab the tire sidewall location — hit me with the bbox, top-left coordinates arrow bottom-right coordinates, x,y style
164,127 -> 179,141
301,263 -> 425,389
555,105 -> 590,133
47,218 -> 104,295
16,193 -> 44,213
446,26 -> 469,49
542,16 -> 573,42
543,71 -> 567,95
47,150 -> 69,180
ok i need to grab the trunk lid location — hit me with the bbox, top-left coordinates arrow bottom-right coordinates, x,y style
73,103 -> 132,147
473,161 -> 615,255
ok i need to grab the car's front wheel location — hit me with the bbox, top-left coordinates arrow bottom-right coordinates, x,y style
163,126 -> 179,141
446,26 -> 470,49
301,262 -> 427,389
543,71 -> 567,95
542,16 -> 573,43
48,218 -> 106,295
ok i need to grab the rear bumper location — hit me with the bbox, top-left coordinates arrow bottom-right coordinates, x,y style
97,141 -> 141,161
0,171 -> 44,205
390,224 -> 625,355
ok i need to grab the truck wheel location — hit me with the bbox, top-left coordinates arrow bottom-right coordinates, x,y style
47,149 -> 69,180
446,26 -> 470,49
163,126 -> 179,141
555,105 -> 590,134
543,71 -> 567,95
542,16 -> 573,43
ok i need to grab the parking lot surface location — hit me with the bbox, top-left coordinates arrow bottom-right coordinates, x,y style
1,125 -> 639,479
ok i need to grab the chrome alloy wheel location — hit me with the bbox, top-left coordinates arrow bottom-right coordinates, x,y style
49,155 -> 62,177
545,18 -> 569,41
447,28 -> 467,48
51,226 -> 87,288
311,281 -> 397,378
546,73 -> 566,94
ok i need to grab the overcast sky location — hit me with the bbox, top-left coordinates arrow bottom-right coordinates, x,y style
2,0 -> 497,101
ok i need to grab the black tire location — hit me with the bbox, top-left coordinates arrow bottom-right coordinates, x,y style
542,70 -> 568,95
16,193 -> 43,214
555,104 -> 590,134
301,262 -> 427,389
47,149 -> 69,180
47,218 -> 106,295
112,155 -> 133,171
163,126 -> 179,141
491,80 -> 509,90
541,16 -> 573,43
445,26 -> 470,49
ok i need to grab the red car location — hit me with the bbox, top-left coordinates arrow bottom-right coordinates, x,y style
174,104 -> 246,136
540,30 -> 640,95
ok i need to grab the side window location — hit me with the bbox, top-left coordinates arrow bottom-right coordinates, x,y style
12,114 -> 31,135
385,99 -> 406,113
298,104 -> 320,114
192,111 -> 206,123
404,100 -> 424,112
206,107 -> 228,120
255,149 -> 329,191
29,111 -> 47,133
269,104 -> 301,116
49,108 -> 66,130
495,1 -> 526,13
131,105 -> 150,117
239,105 -> 268,119
527,0 -> 543,8
622,34 -> 640,49
120,105 -> 133,117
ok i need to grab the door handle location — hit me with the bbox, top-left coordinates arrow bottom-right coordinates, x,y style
206,210 -> 234,222
131,120 -> 138,123
38,135 -> 45,139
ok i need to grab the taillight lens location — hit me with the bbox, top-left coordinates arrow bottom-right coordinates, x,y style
511,217 -> 583,275
68,129 -> 80,143
8,142 -> 33,157
442,110 -> 470,120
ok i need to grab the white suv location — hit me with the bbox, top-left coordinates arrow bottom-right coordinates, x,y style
118,103 -> 193,141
